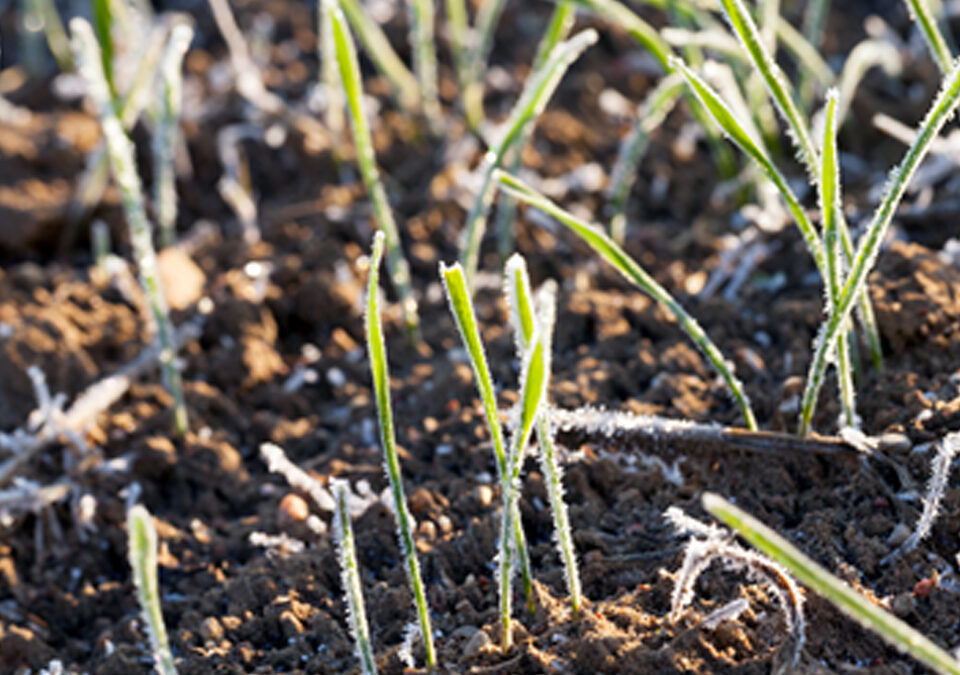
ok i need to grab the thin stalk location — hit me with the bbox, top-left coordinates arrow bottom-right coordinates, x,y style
329,1 -> 420,341
338,0 -> 421,113
459,29 -> 599,288
607,74 -> 684,244
799,58 -> 960,435
904,0 -> 954,76
27,0 -> 74,72
319,0 -> 347,159
818,91 -> 857,429
409,0 -> 443,132
439,261 -> 535,613
71,18 -> 188,436
506,258 -> 581,617
333,482 -> 378,675
127,505 -> 177,675
461,0 -> 508,130
364,232 -> 435,668
495,0 -> 576,264
497,171 -> 758,430
153,25 -> 193,249
444,0 -> 473,126
703,492 -> 960,675
496,273 -> 548,653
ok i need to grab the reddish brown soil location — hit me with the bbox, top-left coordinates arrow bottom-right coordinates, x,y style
2,1 -> 960,674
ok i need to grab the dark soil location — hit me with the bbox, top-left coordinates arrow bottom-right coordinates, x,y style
2,1 -> 960,673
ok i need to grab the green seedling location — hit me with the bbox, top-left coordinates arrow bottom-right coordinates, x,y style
495,0 -> 576,263
714,0 -> 884,375
153,24 -> 193,249
332,481 -> 377,675
506,257 -> 582,617
329,1 -> 420,341
800,57 -> 960,435
409,0 -> 443,131
444,0 -> 472,124
439,262 -> 535,612
319,0 -> 346,158
71,18 -> 189,436
704,492 -> 960,675
25,0 -> 73,72
364,231 -> 435,667
496,170 -> 758,430
338,0 -> 421,113
496,262 -> 548,653
127,504 -> 176,675
903,0 -> 954,76
459,29 -> 598,288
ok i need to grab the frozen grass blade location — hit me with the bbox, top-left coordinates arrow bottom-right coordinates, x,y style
904,0 -> 954,76
329,1 -> 420,341
607,74 -> 684,244
459,29 -> 598,287
127,505 -> 176,675
153,24 -> 193,249
444,0 -> 472,126
703,492 -> 960,675
799,58 -> 960,435
497,266 -> 549,653
497,171 -> 757,430
71,18 -> 188,436
673,59 -> 827,281
460,0 -> 508,130
836,40 -> 902,125
364,232 -> 435,668
505,257 -> 582,617
495,0 -> 576,263
27,0 -> 74,72
409,0 -> 443,132
568,0 -> 671,69
818,91 -> 857,429
332,481 -> 378,675
319,0 -> 346,158
439,261 -> 536,613
338,0 -> 421,113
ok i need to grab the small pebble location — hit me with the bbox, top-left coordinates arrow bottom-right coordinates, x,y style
877,432 -> 912,453
475,485 -> 494,508
914,577 -> 937,598
886,522 -> 911,546
418,520 -> 437,541
199,617 -> 224,642
437,515 -> 453,534
277,493 -> 310,528
463,629 -> 491,657
891,592 -> 916,617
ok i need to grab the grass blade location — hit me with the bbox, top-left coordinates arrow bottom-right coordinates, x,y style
607,74 -> 684,244
703,492 -> 960,675
153,24 -> 193,249
459,28 -> 598,287
496,171 -> 758,430
127,505 -> 177,675
799,58 -> 960,435
329,1 -> 420,341
506,257 -> 582,617
333,481 -> 378,675
497,262 -> 549,653
568,0 -> 671,69
409,0 -> 443,132
71,18 -> 188,436
495,0 -> 576,263
904,0 -> 954,76
338,0 -> 421,113
818,90 -> 857,429
319,0 -> 347,158
439,261 -> 536,612
461,0 -> 508,130
364,231 -> 435,668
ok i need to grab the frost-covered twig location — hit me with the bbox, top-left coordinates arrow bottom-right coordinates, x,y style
902,432 -> 960,553
332,480 -> 377,675
668,508 -> 806,670
259,442 -> 335,512
127,504 -> 177,675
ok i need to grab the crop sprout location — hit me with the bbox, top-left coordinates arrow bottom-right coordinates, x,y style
704,493 -> 960,675
459,28 -> 599,288
127,504 -> 177,675
495,170 -> 758,430
152,23 -> 193,249
364,231 -> 435,667
505,257 -> 582,617
408,0 -> 442,132
71,18 -> 189,436
328,0 -> 420,341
